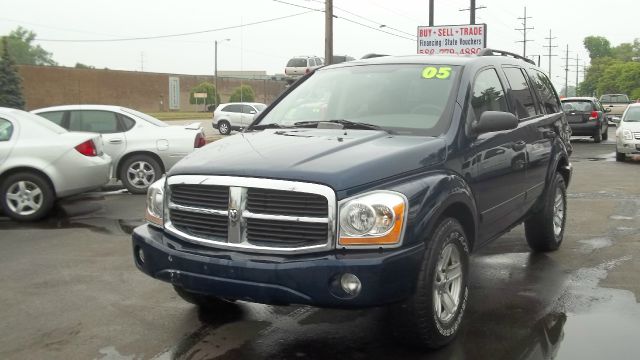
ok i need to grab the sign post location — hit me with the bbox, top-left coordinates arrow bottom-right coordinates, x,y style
417,24 -> 487,56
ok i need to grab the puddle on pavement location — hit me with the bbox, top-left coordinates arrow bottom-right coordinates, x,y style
577,237 -> 613,253
139,252 -> 640,360
0,191 -> 143,236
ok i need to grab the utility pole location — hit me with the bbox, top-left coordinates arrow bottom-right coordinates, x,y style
459,1 -> 486,25
429,0 -> 434,26
575,54 -> 580,95
140,52 -> 144,72
215,40 -> 219,106
325,0 -> 333,65
515,6 -> 534,57
543,29 -> 557,77
563,44 -> 570,97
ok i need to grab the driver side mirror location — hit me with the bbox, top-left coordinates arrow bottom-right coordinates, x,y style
473,111 -> 518,135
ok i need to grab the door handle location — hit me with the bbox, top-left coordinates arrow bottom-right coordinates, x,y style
512,141 -> 526,152
109,139 -> 123,144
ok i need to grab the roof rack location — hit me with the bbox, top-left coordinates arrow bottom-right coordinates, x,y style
478,48 -> 536,65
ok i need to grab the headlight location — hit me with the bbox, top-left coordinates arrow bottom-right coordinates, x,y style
623,129 -> 633,140
338,191 -> 407,247
145,177 -> 165,228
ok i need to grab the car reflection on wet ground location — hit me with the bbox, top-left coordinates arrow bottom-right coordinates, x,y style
1,128 -> 639,360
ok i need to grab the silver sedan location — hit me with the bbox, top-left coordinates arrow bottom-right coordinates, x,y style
0,108 -> 112,221
33,105 -> 205,194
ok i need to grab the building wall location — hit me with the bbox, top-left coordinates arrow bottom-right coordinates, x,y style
17,65 -> 288,112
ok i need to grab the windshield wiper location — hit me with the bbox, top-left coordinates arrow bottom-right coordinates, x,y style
293,119 -> 394,134
247,123 -> 287,131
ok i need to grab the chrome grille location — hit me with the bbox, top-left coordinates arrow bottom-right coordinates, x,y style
634,132 -> 640,140
165,176 -> 336,254
247,188 -> 328,217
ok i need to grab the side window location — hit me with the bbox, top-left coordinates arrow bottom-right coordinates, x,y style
309,58 -> 316,67
241,105 -> 256,114
223,104 -> 242,113
0,118 -> 14,141
316,57 -> 323,66
471,68 -> 509,121
37,111 -> 66,127
530,70 -> 561,114
69,111 -> 120,133
120,115 -> 136,131
503,67 -> 538,119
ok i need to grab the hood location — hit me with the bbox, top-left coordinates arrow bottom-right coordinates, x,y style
169,129 -> 446,191
621,121 -> 640,131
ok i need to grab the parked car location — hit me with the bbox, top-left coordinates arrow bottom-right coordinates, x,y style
614,103 -> 640,161
561,97 -> 609,142
332,55 -> 355,64
599,94 -> 630,122
0,107 -> 111,221
284,56 -> 323,77
32,105 -> 205,194
132,49 -> 572,349
212,102 -> 267,135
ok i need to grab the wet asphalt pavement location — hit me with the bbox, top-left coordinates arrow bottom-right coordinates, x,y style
1,128 -> 639,360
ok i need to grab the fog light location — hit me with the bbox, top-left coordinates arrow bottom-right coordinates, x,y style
137,247 -> 145,264
340,273 -> 362,297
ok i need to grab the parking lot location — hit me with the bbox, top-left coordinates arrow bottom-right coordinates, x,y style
1,128 -> 639,360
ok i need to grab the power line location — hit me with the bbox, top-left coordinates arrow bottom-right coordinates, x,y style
459,0 -> 486,25
35,11 -> 315,42
543,29 -> 558,77
515,6 -> 534,57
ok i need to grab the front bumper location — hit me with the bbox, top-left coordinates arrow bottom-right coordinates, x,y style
132,224 -> 424,308
617,138 -> 640,154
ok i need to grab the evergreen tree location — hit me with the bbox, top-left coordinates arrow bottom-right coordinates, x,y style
0,37 -> 26,109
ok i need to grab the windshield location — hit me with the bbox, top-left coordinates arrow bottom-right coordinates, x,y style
623,107 -> 640,122
120,108 -> 168,127
561,100 -> 595,112
600,94 -> 629,104
257,64 -> 459,136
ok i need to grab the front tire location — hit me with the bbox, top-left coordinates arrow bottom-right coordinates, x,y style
390,218 -> 470,348
217,120 -> 231,135
524,173 -> 567,252
616,150 -> 626,162
120,155 -> 162,194
1,172 -> 55,221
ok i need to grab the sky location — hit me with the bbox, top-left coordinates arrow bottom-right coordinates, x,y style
1,0 -> 638,90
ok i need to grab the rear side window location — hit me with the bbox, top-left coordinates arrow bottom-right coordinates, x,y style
38,111 -> 66,126
287,58 -> 307,67
0,118 -> 14,141
531,70 -> 561,114
69,110 -> 120,133
241,105 -> 256,114
471,68 -> 509,121
120,115 -> 136,131
222,104 -> 242,113
503,67 -> 538,119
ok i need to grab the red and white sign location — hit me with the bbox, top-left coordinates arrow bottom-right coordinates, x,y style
417,24 -> 487,56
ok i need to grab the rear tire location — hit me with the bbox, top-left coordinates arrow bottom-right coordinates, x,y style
389,218 -> 470,349
120,155 -> 162,194
173,286 -> 236,309
524,173 -> 566,252
594,127 -> 602,143
602,124 -> 608,140
0,172 -> 55,221
218,120 -> 231,135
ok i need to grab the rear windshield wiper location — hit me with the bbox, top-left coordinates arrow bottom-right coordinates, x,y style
294,119 -> 394,134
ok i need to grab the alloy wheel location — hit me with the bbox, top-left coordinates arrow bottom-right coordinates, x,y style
5,181 -> 43,216
433,243 -> 463,323
553,188 -> 565,237
126,161 -> 156,189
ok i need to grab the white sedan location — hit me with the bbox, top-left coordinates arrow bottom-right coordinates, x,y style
0,107 -> 111,221
615,103 -> 640,161
33,105 -> 205,194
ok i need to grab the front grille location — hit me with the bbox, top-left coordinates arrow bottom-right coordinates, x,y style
165,176 -> 336,254
247,188 -> 328,217
634,132 -> 640,140
247,218 -> 328,248
171,184 -> 229,209
170,208 -> 228,239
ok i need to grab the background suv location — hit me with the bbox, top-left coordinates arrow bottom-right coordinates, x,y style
212,102 -> 266,135
284,56 -> 323,77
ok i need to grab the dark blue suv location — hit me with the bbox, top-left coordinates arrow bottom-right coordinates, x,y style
132,49 -> 572,348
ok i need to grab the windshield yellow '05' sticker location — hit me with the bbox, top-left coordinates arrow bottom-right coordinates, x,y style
422,66 -> 452,79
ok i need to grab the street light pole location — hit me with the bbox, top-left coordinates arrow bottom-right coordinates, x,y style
214,39 -> 230,109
